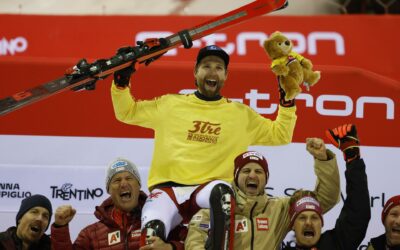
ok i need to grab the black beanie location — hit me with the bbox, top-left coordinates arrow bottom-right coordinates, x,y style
16,194 -> 53,230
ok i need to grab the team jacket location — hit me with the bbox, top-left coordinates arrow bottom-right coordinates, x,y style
367,234 -> 400,250
51,193 -> 147,250
0,226 -> 51,250
282,158 -> 371,250
111,85 -> 297,190
185,150 -> 340,250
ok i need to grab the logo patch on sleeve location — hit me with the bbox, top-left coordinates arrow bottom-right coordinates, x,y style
131,229 -> 141,239
256,218 -> 269,231
235,219 -> 248,233
108,230 -> 121,245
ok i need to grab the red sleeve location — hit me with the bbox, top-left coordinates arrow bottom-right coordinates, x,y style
51,224 -> 73,250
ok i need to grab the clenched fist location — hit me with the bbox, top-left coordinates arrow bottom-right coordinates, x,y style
306,137 -> 328,161
54,205 -> 76,226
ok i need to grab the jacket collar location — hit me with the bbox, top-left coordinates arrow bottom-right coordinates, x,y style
194,90 -> 222,101
233,183 -> 268,217
371,234 -> 400,250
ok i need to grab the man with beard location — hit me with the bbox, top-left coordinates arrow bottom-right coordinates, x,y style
0,194 -> 52,250
185,137 -> 340,250
111,45 -> 298,249
283,124 -> 371,250
368,195 -> 400,250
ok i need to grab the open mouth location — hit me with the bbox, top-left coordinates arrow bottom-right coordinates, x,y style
303,229 -> 315,238
120,191 -> 132,201
205,79 -> 218,88
246,181 -> 258,190
392,227 -> 400,235
30,224 -> 42,234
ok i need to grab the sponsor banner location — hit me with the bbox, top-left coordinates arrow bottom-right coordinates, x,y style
0,135 -> 398,245
0,61 -> 399,147
0,164 -> 107,213
0,15 -> 399,80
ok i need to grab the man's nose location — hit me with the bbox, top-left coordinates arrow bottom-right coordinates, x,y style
36,213 -> 47,222
120,178 -> 130,187
305,218 -> 312,225
248,171 -> 257,178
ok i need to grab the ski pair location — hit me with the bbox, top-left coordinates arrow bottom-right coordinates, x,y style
0,0 -> 288,116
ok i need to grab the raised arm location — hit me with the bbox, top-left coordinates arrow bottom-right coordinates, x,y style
51,205 -> 76,250
326,124 -> 371,249
306,137 -> 341,213
110,64 -> 161,128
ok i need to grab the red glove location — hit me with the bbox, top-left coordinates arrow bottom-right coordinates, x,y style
325,124 -> 360,163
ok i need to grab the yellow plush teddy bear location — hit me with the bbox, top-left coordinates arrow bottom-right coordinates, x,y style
263,31 -> 321,100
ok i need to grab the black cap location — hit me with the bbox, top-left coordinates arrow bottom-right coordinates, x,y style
196,45 -> 229,68
16,194 -> 53,230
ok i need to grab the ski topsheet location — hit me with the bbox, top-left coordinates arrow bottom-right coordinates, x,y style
0,0 -> 288,116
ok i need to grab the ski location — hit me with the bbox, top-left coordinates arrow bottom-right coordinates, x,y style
0,0 -> 288,116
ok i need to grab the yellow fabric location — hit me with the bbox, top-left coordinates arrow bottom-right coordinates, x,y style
271,51 -> 305,68
111,83 -> 297,190
185,150 -> 340,250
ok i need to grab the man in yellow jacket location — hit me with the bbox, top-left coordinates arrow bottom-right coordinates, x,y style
111,45 -> 298,249
185,137 -> 340,250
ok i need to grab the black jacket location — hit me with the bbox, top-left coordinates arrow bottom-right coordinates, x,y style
368,233 -> 400,250
282,158 -> 371,250
0,226 -> 51,250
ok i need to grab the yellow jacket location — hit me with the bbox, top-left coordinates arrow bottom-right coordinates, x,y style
111,85 -> 297,190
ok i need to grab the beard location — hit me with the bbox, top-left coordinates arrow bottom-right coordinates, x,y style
196,79 -> 223,98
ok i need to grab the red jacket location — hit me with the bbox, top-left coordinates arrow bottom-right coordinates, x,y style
51,192 -> 147,250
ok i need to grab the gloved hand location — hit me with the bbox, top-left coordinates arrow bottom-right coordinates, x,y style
278,79 -> 295,107
325,124 -> 360,163
114,65 -> 135,88
113,46 -> 137,88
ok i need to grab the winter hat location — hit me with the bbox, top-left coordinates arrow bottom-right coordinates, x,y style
16,194 -> 53,230
382,195 -> 400,224
196,45 -> 230,69
234,151 -> 269,185
106,157 -> 141,192
289,195 -> 324,227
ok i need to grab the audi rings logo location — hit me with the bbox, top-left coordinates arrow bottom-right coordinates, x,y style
0,36 -> 28,56
51,183 -> 103,201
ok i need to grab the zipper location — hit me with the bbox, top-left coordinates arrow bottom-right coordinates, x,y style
249,201 -> 257,250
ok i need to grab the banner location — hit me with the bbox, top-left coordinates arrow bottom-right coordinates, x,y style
0,135 -> 398,247
0,15 -> 399,81
0,60 -> 399,146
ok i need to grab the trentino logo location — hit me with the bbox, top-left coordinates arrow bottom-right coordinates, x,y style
50,183 -> 103,200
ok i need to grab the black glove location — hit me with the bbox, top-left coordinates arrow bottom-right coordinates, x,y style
113,46 -> 136,88
114,65 -> 134,88
278,79 -> 295,107
325,124 -> 360,163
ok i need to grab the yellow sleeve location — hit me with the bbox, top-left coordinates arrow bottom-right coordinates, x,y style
110,82 -> 161,129
185,209 -> 210,250
248,105 -> 297,146
313,149 -> 341,213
